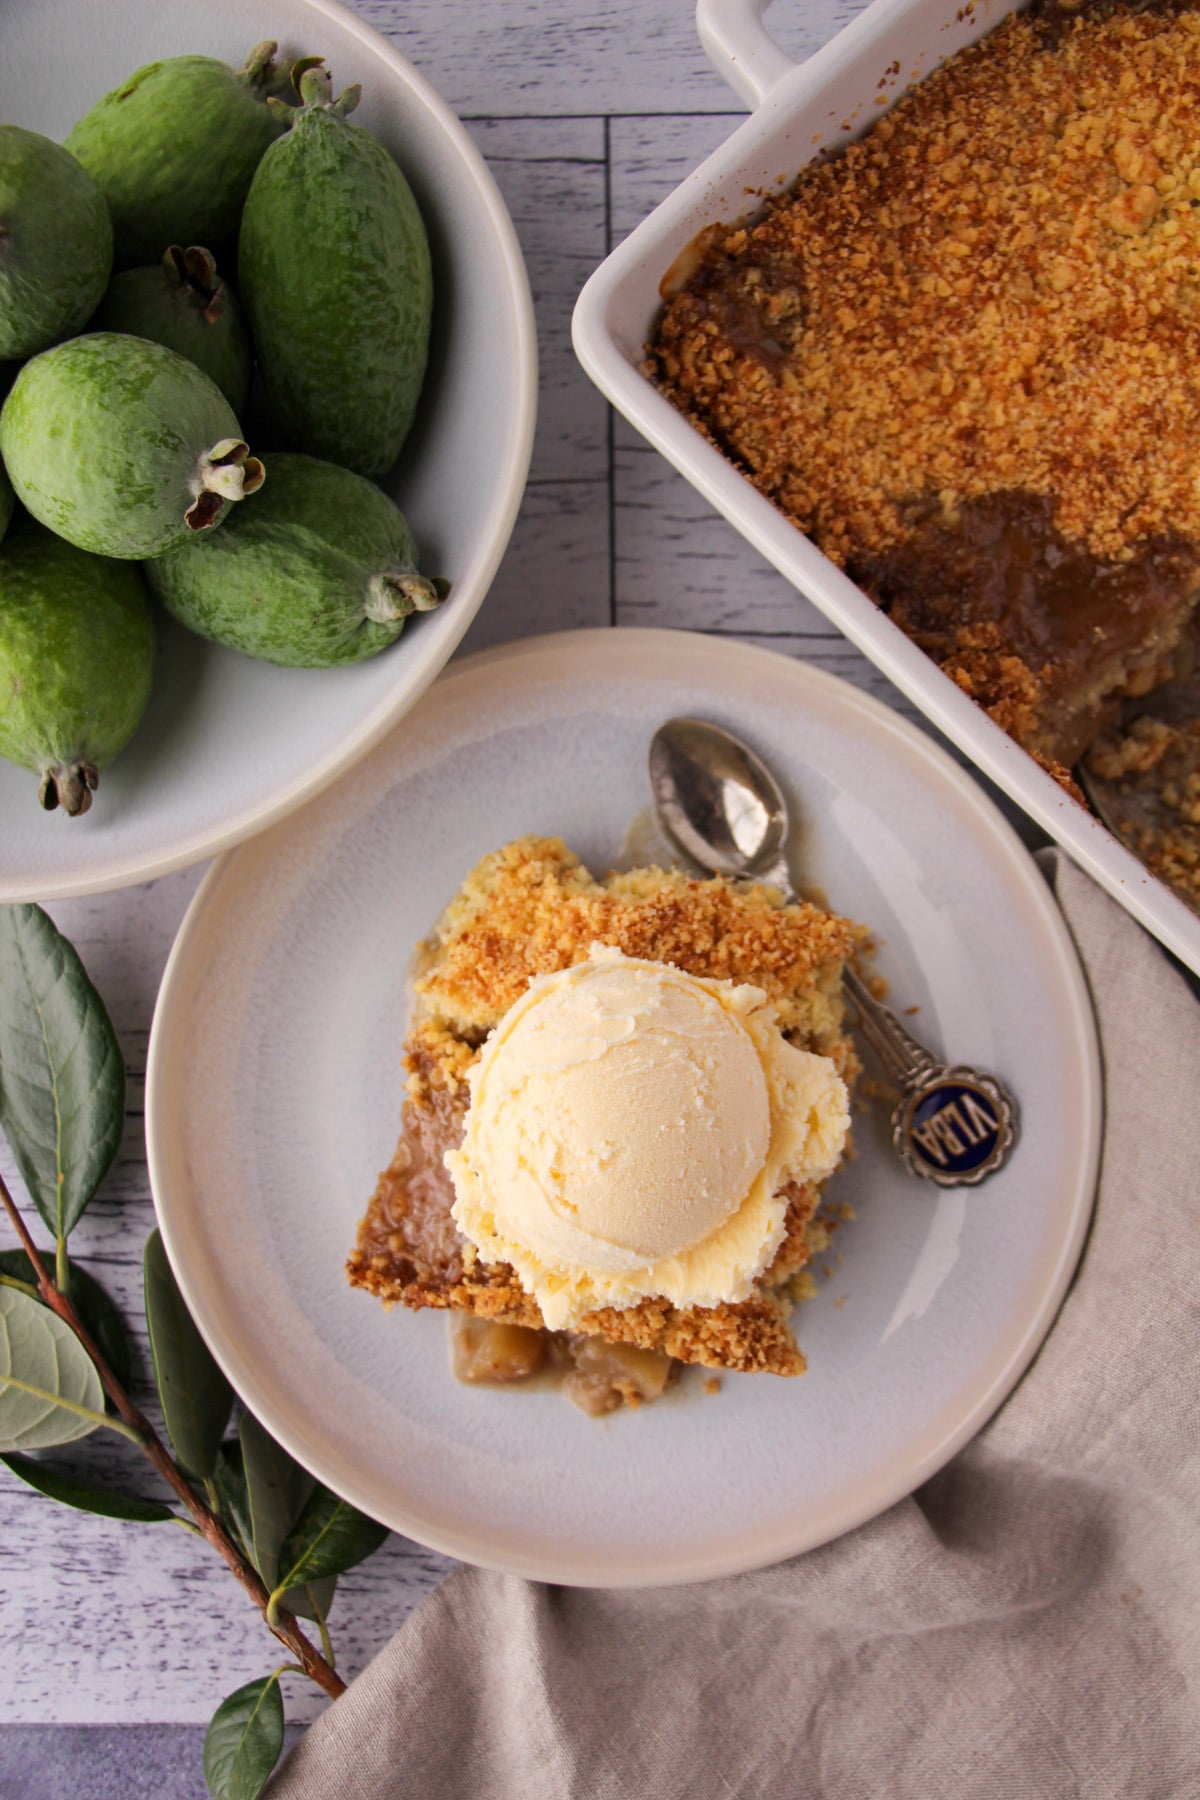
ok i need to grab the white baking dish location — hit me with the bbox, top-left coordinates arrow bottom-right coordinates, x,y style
573,0 -> 1200,975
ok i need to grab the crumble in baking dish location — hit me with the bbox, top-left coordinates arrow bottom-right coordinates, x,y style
650,0 -> 1200,791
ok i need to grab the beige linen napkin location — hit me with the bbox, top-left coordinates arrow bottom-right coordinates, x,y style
269,851 -> 1200,1800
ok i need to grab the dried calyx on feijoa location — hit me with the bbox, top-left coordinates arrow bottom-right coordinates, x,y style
0,332 -> 264,559
145,452 -> 446,667
0,514 -> 156,815
238,67 -> 433,478
90,243 -> 253,414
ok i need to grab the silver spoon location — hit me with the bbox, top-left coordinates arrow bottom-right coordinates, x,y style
649,716 -> 1018,1187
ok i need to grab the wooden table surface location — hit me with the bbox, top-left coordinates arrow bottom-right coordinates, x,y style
0,1 -> 1043,1792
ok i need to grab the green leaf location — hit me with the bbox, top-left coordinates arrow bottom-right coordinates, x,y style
237,1413 -> 336,1621
286,1573 -> 336,1626
203,1674 -> 285,1800
0,1250 -> 133,1390
0,904 -> 125,1241
1,1451 -> 175,1522
212,1439 -> 336,1619
212,1438 -> 253,1560
239,1409 -> 314,1588
274,1484 -> 388,1595
144,1228 -> 232,1480
0,1284 -> 105,1450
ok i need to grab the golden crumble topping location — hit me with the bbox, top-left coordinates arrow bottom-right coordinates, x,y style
418,835 -> 857,1053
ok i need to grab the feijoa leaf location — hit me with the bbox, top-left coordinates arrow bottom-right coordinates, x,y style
237,1412 -> 337,1621
1,1451 -> 175,1521
203,1674 -> 285,1800
274,1484 -> 388,1594
286,1573 -> 336,1627
144,1227 -> 232,1480
0,1283 -> 105,1450
239,1409 -> 311,1589
0,1249 -> 133,1390
0,904 -> 125,1241
213,1437 -> 253,1560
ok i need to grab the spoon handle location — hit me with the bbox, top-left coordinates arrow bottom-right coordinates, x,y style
763,862 -> 1017,1185
764,858 -> 944,1085
840,964 -> 939,1088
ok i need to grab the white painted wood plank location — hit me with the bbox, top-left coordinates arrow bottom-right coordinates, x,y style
614,425 -> 838,636
351,0 -> 874,120
464,118 -> 609,487
455,119 -> 612,651
609,110 -> 744,242
1,1476 -> 452,1726
462,481 -> 611,653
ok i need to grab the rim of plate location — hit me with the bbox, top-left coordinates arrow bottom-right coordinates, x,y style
146,627 -> 1103,1586
0,0 -> 537,903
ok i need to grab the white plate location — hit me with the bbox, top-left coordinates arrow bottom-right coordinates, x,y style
0,0 -> 535,899
146,629 -> 1101,1587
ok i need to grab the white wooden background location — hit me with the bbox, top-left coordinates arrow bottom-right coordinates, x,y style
0,1 -> 1040,1792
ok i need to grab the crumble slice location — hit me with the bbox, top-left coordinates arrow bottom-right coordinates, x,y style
347,836 -> 862,1382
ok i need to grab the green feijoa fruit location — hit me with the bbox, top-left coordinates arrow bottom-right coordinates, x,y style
0,333 -> 264,559
0,125 -> 113,360
145,452 -> 445,667
0,515 -> 155,815
239,69 -> 432,477
90,245 -> 252,414
66,43 -> 297,269
0,459 -> 12,545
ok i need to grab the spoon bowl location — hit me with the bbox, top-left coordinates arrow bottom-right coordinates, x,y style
649,716 -> 788,879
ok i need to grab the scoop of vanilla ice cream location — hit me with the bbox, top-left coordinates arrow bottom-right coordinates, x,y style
453,950 -> 771,1272
446,945 -> 849,1329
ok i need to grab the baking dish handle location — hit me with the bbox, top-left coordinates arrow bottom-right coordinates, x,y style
696,0 -> 799,109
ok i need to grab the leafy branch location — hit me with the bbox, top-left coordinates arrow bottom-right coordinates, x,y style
0,1182 -> 348,1695
0,904 -> 389,1796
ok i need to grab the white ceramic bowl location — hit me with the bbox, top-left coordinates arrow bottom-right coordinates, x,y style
0,0 -> 535,900
572,0 -> 1200,976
